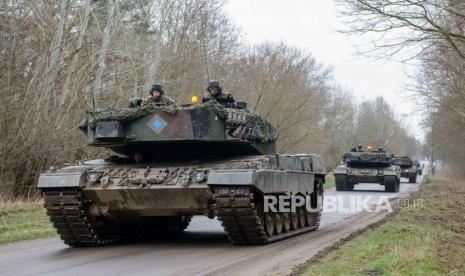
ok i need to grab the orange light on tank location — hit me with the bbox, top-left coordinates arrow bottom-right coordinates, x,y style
367,145 -> 373,151
191,96 -> 199,104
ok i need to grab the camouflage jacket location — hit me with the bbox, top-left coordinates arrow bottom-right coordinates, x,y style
143,95 -> 175,105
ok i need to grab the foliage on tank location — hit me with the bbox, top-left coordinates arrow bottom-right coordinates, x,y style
86,101 -> 278,143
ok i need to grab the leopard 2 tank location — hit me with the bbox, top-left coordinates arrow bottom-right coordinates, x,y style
37,101 -> 326,246
392,156 -> 417,183
334,146 -> 400,192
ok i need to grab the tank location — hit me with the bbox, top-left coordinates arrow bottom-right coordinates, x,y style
37,101 -> 326,246
392,156 -> 417,183
333,147 -> 400,192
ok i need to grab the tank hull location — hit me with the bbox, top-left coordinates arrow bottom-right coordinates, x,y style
334,164 -> 401,192
38,154 -> 326,246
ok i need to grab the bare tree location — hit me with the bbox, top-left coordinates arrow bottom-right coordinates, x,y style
338,0 -> 465,61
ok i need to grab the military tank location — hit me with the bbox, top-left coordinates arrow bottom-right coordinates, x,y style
37,101 -> 326,246
334,147 -> 400,192
392,156 -> 417,183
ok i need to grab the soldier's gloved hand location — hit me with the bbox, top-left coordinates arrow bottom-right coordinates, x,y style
128,97 -> 143,107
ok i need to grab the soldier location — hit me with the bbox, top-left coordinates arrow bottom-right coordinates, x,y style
128,83 -> 175,107
201,80 -> 236,107
145,83 -> 175,105
356,144 -> 363,152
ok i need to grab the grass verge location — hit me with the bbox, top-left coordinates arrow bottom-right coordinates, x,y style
0,201 -> 56,245
302,175 -> 465,275
325,174 -> 335,189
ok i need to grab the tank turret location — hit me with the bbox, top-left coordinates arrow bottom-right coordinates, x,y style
342,149 -> 393,168
392,156 -> 417,183
83,101 -> 277,159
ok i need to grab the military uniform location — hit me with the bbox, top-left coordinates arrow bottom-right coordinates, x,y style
128,83 -> 175,107
202,80 -> 236,107
143,95 -> 175,105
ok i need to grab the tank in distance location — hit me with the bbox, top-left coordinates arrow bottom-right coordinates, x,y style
333,146 -> 400,192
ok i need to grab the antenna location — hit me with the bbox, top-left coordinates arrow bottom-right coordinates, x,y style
201,14 -> 210,84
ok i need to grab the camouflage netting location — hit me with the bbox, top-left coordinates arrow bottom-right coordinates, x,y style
344,152 -> 392,165
86,101 -> 278,143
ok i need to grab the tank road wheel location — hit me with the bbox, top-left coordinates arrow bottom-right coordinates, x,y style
290,200 -> 300,230
298,206 -> 306,228
282,211 -> 291,233
275,212 -> 284,234
384,176 -> 400,192
214,186 -> 324,245
409,173 -> 417,183
265,210 -> 275,237
306,178 -> 323,229
335,174 -> 348,191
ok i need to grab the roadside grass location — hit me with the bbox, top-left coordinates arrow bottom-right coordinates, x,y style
325,174 -> 335,189
0,201 -> 56,244
303,175 -> 465,275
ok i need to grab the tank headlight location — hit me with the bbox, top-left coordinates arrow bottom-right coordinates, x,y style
194,171 -> 206,183
87,172 -> 101,183
406,169 -> 409,172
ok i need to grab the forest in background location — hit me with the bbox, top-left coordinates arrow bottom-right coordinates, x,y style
0,0 -> 419,199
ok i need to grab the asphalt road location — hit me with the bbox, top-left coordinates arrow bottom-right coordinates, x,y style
0,177 -> 423,276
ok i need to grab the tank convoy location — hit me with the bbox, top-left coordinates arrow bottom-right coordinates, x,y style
392,156 -> 417,183
37,100 -> 326,246
334,146 -> 400,192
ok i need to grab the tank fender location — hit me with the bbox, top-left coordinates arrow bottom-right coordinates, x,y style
207,169 -> 314,194
37,173 -> 85,188
333,166 -> 347,174
383,170 -> 397,176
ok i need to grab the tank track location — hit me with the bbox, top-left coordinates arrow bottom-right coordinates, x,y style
43,189 -> 114,246
43,189 -> 192,247
213,186 -> 322,245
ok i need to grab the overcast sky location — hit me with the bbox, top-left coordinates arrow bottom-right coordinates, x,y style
225,0 -> 424,141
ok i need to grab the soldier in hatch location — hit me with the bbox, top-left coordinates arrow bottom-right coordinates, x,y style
128,83 -> 175,107
145,83 -> 175,105
201,80 -> 236,107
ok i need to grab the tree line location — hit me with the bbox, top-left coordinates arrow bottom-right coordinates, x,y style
0,0 -> 418,199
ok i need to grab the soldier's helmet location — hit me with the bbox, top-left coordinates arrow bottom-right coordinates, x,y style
150,83 -> 165,96
207,80 -> 222,95
357,144 -> 363,151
